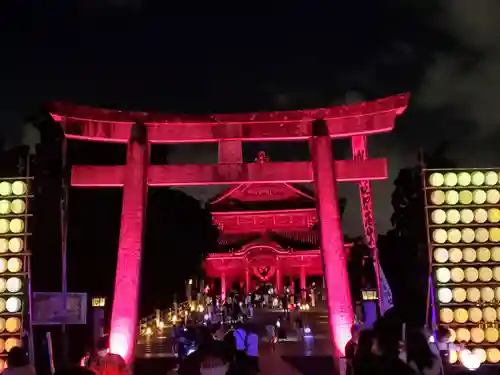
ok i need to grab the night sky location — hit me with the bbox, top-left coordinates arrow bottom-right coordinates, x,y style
2,0 -> 500,237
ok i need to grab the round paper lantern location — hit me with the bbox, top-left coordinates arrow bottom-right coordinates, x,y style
6,278 -> 22,293
429,173 -> 445,187
0,201 -> 11,215
9,219 -> 24,234
436,268 -> 451,283
449,248 -> 463,263
464,267 -> 478,282
10,199 -> 25,214
470,327 -> 484,343
487,189 -> 500,204
477,247 -> 491,262
490,228 -> 500,242
446,209 -> 460,224
0,298 -> 6,313
456,328 -> 470,342
430,191 -> 446,205
469,307 -> 482,323
433,229 -> 448,244
438,288 -> 453,303
5,297 -> 21,313
479,267 -> 493,282
463,248 -> 476,262
454,308 -> 468,323
445,190 -> 459,205
8,238 -> 23,253
434,248 -> 449,263
451,267 -> 465,282
473,189 -> 487,204
0,339 -> 4,354
0,259 -> 7,273
492,247 -> 500,261
461,228 -> 475,243
431,209 -> 446,224
488,208 -> 500,223
457,172 -> 472,186
473,348 -> 486,364
440,308 -> 454,323
450,350 -> 458,364
471,171 -> 485,186
0,183 -> 12,197
447,228 -> 462,243
485,171 -> 498,185
449,329 -> 456,342
0,220 -> 9,234
7,258 -> 21,273
494,267 -> 500,281
474,208 -> 488,223
11,181 -> 26,196
452,288 -> 467,302
0,240 -> 7,254
5,317 -> 20,333
0,318 -> 5,332
0,279 -> 6,293
486,348 -> 500,364
444,173 -> 458,187
485,327 -> 499,343
459,190 -> 473,204
5,337 -> 20,352
481,287 -> 495,302
496,287 -> 500,301
460,209 -> 474,223
475,227 -> 489,242
467,287 -> 481,302
483,307 -> 497,322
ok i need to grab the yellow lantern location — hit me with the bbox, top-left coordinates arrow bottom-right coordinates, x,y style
0,183 -> 12,197
11,181 -> 27,196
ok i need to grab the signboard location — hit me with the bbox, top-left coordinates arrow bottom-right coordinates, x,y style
32,292 -> 87,325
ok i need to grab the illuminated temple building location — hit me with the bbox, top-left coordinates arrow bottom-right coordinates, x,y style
204,151 -> 350,299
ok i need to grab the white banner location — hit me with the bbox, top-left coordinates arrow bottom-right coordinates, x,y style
379,264 -> 394,315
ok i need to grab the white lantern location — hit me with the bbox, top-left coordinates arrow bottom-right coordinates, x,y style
457,172 -> 472,186
10,199 -> 25,214
9,219 -> 24,234
485,171 -> 498,186
471,171 -> 485,186
5,277 -> 20,293
6,258 -> 22,273
11,181 -> 26,196
429,173 -> 445,187
0,183 -> 12,197
444,172 -> 458,187
8,238 -> 23,253
5,297 -> 21,313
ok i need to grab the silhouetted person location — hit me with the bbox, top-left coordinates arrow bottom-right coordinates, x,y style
345,324 -> 360,375
54,349 -> 95,375
3,347 -> 36,375
353,329 -> 375,375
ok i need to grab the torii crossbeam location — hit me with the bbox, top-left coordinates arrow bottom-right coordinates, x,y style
49,93 -> 409,367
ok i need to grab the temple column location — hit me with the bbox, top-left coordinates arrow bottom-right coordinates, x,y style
310,119 -> 354,362
109,123 -> 149,363
275,268 -> 282,296
221,272 -> 227,301
245,268 -> 251,295
300,266 -> 307,301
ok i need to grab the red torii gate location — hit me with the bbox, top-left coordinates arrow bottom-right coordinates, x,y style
49,93 -> 408,365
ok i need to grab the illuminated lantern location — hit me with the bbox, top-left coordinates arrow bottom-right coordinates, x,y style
459,190 -> 473,204
436,268 -> 451,283
485,327 -> 499,343
490,227 -> 500,242
466,287 -> 480,302
459,208 -> 473,223
493,266 -> 500,281
457,172 -> 471,186
5,297 -> 21,313
5,317 -> 21,333
479,267 -> 493,282
438,288 -> 452,303
445,190 -> 459,205
0,220 -> 9,234
462,248 -> 476,262
5,337 -> 20,352
440,308 -> 453,323
6,258 -> 22,273
0,240 -> 7,254
431,209 -> 446,224
486,189 -> 500,204
450,350 -> 458,364
485,171 -> 498,185
429,173 -> 445,187
450,267 -> 465,282
454,308 -> 468,323
444,172 -> 458,187
447,228 -> 461,243
471,171 -> 485,186
445,209 -> 460,224
433,248 -> 449,263
474,208 -> 488,223
464,267 -> 478,282
11,181 -> 26,196
9,219 -> 24,234
468,307 -> 482,323
491,247 -> 500,261
0,259 -> 7,273
495,287 -> 500,301
483,307 -> 497,322
461,228 -> 475,243
0,183 -> 12,197
432,229 -> 447,244
488,208 -> 500,223
430,190 -> 445,205
481,287 -> 495,302
486,348 -> 500,363
8,238 -> 22,253
10,199 -> 25,214
470,327 -> 484,344
476,247 -> 491,262
0,280 -> 5,294
472,189 -> 487,204
475,227 -> 489,242
448,248 -> 462,263
472,348 -> 486,364
455,327 -> 470,342
6,278 -> 22,293
0,201 -> 11,215
452,287 -> 466,302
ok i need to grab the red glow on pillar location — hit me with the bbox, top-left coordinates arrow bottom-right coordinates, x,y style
109,125 -> 149,363
310,122 -> 354,359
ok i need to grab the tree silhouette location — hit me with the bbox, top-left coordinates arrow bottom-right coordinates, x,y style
379,142 -> 456,324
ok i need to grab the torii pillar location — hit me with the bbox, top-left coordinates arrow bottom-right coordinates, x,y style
109,123 -> 149,363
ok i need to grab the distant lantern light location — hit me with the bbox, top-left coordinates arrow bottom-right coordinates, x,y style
469,307 -> 482,323
0,279 -> 6,293
463,248 -> 476,262
474,208 -> 488,223
464,267 -> 478,282
486,189 -> 500,204
475,227 -> 489,242
467,287 -> 481,302
438,288 -> 453,303
458,190 -> 473,204
0,220 -> 9,234
488,208 -> 500,223
444,172 -> 458,187
490,227 -> 500,242
461,228 -> 475,243
486,348 -> 500,363
456,327 -> 470,342
432,229 -> 447,244
445,190 -> 459,205
452,288 -> 467,302
0,240 -> 8,254
483,306 -> 497,322
481,287 -> 495,302
476,247 -> 491,262
0,201 -> 11,215
479,267 -> 493,282
8,238 -> 23,253
485,171 -> 498,186
5,317 -> 20,333
6,278 -> 22,293
454,308 -> 468,323
446,209 -> 460,224
460,208 -> 474,223
440,308 -> 453,323
430,190 -> 445,205
11,181 -> 26,196
471,171 -> 485,186
472,189 -> 487,204
5,297 -> 21,313
429,173 -> 445,187
0,183 -> 12,197
9,219 -> 24,234
451,267 -> 465,282
447,228 -> 461,243
485,327 -> 499,343
457,172 -> 471,186
431,209 -> 446,224
436,267 -> 451,283
433,248 -> 448,263
10,199 -> 25,214
7,258 -> 21,273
